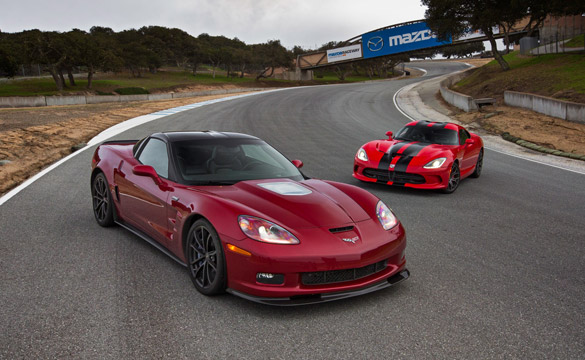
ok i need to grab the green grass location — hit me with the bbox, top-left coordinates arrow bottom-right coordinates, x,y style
453,51 -> 585,102
564,34 -> 585,48
0,67 -> 392,97
0,69 -> 290,97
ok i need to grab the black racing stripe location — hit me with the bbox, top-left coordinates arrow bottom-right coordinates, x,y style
393,143 -> 431,172
430,122 -> 447,129
376,141 -> 407,183
377,141 -> 406,170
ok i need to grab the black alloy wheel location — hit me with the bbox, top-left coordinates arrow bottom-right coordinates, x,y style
471,149 -> 484,178
442,162 -> 461,194
187,219 -> 226,295
92,172 -> 115,227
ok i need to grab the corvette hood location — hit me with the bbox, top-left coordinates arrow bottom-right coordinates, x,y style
202,179 -> 371,229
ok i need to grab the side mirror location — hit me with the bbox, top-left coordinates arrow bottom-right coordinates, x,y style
465,138 -> 475,146
385,131 -> 393,140
291,159 -> 303,169
133,164 -> 163,186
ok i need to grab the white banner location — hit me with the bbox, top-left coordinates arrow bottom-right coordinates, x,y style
327,44 -> 362,63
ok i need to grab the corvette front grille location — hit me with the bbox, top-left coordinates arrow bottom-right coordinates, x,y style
301,259 -> 388,285
363,168 -> 425,184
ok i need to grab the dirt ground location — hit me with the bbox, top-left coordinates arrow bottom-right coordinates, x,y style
448,102 -> 585,154
1,73 -> 584,197
430,58 -> 585,155
0,88 -> 258,195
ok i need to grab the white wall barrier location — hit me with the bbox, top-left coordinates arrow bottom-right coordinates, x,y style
439,69 -> 478,112
0,88 -> 267,108
505,91 -> 585,124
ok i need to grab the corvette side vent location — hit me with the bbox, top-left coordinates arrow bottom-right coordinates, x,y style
329,226 -> 354,234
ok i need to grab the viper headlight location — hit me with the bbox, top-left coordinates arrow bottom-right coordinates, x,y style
423,157 -> 446,169
376,201 -> 398,230
357,148 -> 368,161
238,215 -> 299,244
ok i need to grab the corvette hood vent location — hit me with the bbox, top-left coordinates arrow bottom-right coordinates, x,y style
329,226 -> 355,234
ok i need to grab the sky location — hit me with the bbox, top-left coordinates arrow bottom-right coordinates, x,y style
0,0 -> 428,49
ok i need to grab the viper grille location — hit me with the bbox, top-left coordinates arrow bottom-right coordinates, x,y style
301,260 -> 388,285
329,226 -> 354,233
363,168 -> 425,184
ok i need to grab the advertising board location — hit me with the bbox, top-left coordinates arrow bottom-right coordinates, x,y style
362,22 -> 451,59
326,44 -> 363,63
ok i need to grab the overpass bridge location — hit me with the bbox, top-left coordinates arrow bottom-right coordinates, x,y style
297,19 -> 527,70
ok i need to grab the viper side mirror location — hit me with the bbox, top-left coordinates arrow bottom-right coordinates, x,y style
292,160 -> 303,169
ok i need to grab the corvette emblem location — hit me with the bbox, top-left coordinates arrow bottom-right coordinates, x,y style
342,236 -> 359,244
367,36 -> 384,52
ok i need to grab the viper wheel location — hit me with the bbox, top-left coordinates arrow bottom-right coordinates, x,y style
187,219 -> 226,295
442,162 -> 461,194
470,149 -> 483,178
92,172 -> 115,227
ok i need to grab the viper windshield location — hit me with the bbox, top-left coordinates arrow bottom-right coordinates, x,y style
171,138 -> 304,185
394,124 -> 458,145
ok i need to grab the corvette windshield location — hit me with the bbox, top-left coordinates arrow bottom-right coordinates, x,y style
394,124 -> 458,145
172,138 -> 304,185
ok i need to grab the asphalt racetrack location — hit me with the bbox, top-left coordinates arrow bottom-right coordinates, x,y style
1,62 -> 584,359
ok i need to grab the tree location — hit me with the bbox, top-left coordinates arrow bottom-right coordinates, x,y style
422,0 -> 585,71
422,0 -> 517,71
410,48 -> 440,60
197,34 -> 243,78
21,30 -> 69,90
116,29 -> 160,77
187,38 -> 207,76
88,27 -> 123,88
517,1 -> 585,37
232,47 -> 252,77
250,40 -> 292,80
442,42 -> 485,58
0,33 -> 20,77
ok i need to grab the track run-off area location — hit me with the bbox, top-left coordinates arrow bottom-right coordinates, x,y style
1,61 -> 584,359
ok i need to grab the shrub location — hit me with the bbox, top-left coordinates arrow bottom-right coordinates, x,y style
114,87 -> 149,95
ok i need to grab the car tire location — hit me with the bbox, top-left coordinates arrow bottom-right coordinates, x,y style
187,219 -> 226,296
470,149 -> 483,178
92,172 -> 115,227
442,162 -> 461,194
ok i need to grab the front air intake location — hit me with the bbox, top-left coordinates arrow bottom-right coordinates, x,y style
301,259 -> 388,285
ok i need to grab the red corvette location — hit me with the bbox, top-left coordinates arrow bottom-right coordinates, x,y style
353,121 -> 484,193
91,131 -> 408,305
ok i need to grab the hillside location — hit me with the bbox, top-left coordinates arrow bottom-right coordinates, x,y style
443,52 -> 585,158
452,52 -> 585,104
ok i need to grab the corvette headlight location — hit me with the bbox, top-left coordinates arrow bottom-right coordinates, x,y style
357,148 -> 368,162
376,201 -> 398,230
238,215 -> 299,244
423,157 -> 446,169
